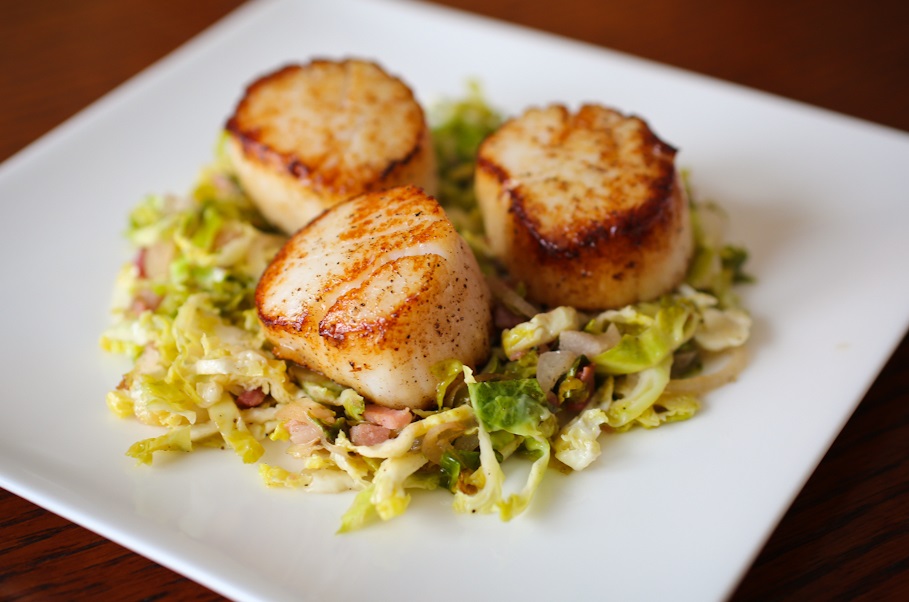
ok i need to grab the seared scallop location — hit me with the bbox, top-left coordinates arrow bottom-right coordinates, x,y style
256,185 -> 492,409
225,59 -> 437,233
475,104 -> 692,310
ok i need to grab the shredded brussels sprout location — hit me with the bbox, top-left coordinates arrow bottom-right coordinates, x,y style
102,86 -> 751,531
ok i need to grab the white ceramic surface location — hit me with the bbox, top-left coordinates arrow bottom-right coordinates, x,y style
2,1 -> 908,600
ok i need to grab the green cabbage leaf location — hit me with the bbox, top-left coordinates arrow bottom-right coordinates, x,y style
593,301 -> 698,374
454,378 -> 553,521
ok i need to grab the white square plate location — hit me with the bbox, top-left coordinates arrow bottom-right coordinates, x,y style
2,0 -> 908,600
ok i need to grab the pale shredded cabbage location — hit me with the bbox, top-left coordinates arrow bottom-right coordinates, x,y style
502,306 -> 583,359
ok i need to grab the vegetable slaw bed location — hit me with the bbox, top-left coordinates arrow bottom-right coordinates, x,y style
101,88 -> 752,531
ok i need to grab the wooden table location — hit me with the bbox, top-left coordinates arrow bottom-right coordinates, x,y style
2,1 -> 907,599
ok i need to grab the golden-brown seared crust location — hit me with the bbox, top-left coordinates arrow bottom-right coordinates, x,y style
256,185 -> 492,409
226,59 -> 437,233
475,104 -> 693,310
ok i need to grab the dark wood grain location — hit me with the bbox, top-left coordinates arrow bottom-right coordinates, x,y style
1,1 -> 907,600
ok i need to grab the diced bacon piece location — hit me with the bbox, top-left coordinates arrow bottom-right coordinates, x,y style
131,289 -> 162,314
579,364 -> 596,391
134,248 -> 148,279
235,388 -> 267,408
362,404 -> 413,430
350,423 -> 393,446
